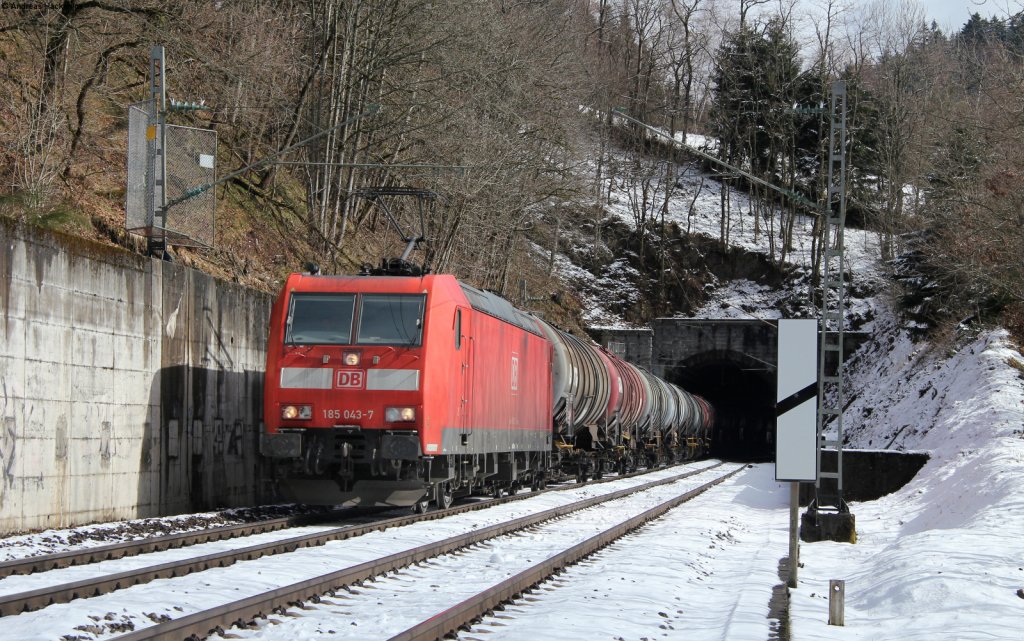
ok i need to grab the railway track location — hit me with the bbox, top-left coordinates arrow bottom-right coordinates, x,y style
0,508 -> 361,580
0,461 -> 703,618
0,458 -> 680,584
85,462 -> 742,641
0,460 -> 729,634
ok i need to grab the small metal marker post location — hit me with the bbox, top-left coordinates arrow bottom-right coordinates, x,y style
828,579 -> 845,625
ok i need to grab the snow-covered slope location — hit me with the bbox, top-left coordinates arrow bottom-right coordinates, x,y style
549,144 -> 1024,639
794,316 -> 1024,640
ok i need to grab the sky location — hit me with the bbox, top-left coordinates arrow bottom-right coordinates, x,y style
922,0 -> 1011,30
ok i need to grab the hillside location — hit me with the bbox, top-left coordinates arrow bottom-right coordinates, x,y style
4,3 -> 1023,343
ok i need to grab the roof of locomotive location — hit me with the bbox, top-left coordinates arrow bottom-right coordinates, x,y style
281,272 -> 544,337
458,282 -> 544,338
283,272 -> 447,294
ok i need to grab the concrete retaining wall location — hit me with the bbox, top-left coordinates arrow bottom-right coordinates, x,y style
0,219 -> 272,535
799,449 -> 930,505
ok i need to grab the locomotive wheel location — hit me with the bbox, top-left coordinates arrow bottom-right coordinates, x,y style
436,482 -> 454,510
508,482 -> 520,496
491,485 -> 503,499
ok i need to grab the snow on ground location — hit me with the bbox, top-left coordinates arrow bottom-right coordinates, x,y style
465,463 -> 789,641
789,315 -> 1024,640
691,278 -> 788,320
212,465 -> 740,641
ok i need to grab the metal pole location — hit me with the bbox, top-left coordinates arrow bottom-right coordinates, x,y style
789,481 -> 799,587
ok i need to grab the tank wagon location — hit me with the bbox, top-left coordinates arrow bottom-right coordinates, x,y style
261,272 -> 712,511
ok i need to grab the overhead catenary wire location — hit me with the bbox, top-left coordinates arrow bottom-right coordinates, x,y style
162,104 -> 382,210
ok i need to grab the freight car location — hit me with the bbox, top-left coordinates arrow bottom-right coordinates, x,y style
260,271 -> 712,511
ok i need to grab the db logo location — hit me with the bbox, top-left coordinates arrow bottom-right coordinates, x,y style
335,370 -> 365,389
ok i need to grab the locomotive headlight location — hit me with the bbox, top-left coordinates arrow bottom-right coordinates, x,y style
342,350 -> 361,366
385,406 -> 416,423
281,405 -> 312,420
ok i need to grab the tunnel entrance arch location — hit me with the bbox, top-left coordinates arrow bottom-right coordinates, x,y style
665,349 -> 776,461
593,319 -> 786,463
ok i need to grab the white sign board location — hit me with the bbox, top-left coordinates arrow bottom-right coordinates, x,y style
776,319 -> 818,481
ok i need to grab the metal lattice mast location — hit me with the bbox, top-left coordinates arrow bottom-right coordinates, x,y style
815,80 -> 848,514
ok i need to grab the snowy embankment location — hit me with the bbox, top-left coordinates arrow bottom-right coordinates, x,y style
548,139 -> 1024,637
791,317 -> 1024,640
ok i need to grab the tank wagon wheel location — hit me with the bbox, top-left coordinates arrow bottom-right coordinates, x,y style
575,466 -> 588,484
531,474 -> 548,491
491,485 -> 504,499
594,461 -> 604,480
436,481 -> 454,510
508,482 -> 521,496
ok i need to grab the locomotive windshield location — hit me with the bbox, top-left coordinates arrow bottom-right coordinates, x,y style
285,293 -> 355,345
356,294 -> 425,346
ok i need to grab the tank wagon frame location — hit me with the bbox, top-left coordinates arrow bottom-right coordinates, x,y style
261,272 -> 712,510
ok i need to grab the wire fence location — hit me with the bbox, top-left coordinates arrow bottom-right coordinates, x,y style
125,100 -> 217,247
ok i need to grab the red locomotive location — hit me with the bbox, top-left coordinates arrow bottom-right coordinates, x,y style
261,271 -> 712,510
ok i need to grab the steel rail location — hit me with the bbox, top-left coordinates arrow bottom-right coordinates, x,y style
0,462 -> 717,618
0,508 -> 367,580
105,463 -> 728,641
388,463 -> 746,641
0,458 -> 687,583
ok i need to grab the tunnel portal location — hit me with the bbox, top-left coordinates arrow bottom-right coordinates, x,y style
652,319 -> 780,462
666,350 -> 776,461
591,320 -> 782,463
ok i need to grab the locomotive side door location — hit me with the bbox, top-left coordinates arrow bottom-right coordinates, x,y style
456,307 -> 473,437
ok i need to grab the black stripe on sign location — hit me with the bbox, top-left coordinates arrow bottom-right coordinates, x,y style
776,383 -> 818,417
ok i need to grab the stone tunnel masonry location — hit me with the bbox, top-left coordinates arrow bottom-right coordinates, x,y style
652,319 -> 779,461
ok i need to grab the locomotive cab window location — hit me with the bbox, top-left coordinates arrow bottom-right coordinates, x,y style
356,294 -> 425,346
285,293 -> 355,345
